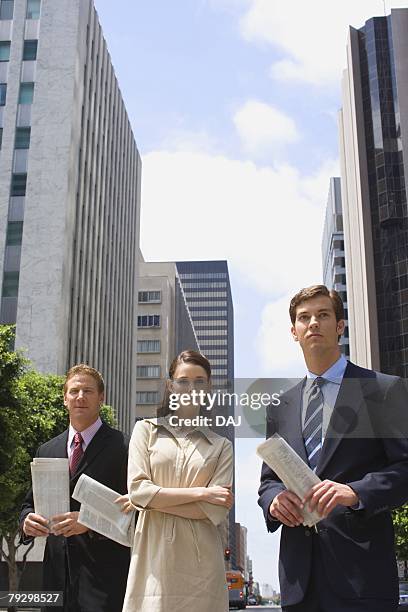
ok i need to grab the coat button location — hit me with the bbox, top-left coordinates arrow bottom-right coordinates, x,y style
305,529 -> 311,536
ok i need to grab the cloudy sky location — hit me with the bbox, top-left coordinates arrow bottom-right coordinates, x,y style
95,0 -> 407,590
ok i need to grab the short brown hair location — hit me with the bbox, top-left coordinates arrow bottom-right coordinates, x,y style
289,285 -> 344,325
159,350 -> 211,417
64,364 -> 105,393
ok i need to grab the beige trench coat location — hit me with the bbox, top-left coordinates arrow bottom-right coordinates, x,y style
122,417 -> 233,612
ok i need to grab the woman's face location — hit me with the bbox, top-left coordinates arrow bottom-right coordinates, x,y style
170,362 -> 209,417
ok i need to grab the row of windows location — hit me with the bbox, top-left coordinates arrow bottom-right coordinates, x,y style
0,0 -> 41,21
137,340 -> 161,353
0,82 -> 34,107
199,339 -> 228,346
194,320 -> 227,328
137,315 -> 160,328
190,310 -> 227,317
184,292 -> 227,299
6,220 -> 22,245
196,329 -> 227,336
138,290 -> 161,303
187,301 -> 227,308
2,270 -> 18,296
208,359 -> 228,366
201,349 -> 228,356
136,365 -> 161,378
179,272 -> 227,280
212,368 -> 228,375
0,40 -> 37,62
136,391 -> 159,405
180,282 -> 227,289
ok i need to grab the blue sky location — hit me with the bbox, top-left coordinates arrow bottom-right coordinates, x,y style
94,0 -> 408,590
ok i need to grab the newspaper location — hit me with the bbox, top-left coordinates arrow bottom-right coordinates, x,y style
30,458 -> 70,524
72,474 -> 136,547
257,434 -> 322,527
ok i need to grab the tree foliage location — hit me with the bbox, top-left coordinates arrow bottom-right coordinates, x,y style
0,325 -> 115,594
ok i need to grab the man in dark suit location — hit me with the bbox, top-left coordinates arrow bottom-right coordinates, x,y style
20,364 -> 131,612
258,285 -> 408,612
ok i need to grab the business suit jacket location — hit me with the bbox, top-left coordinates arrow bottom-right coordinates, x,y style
20,421 -> 131,612
258,361 -> 408,608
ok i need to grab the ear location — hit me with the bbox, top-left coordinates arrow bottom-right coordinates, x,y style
291,325 -> 298,342
337,319 -> 345,336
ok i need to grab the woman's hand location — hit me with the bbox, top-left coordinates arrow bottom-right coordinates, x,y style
200,485 -> 234,509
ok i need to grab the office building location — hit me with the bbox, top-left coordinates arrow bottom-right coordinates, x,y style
339,8 -> 408,376
321,177 -> 349,356
135,259 -> 199,419
0,0 -> 141,432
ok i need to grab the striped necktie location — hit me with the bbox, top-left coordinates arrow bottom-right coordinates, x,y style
303,377 -> 325,471
70,432 -> 84,476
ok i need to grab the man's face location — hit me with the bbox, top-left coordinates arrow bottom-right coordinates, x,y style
291,295 -> 345,356
64,374 -> 104,429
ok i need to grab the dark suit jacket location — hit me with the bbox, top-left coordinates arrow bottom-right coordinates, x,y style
20,421 -> 131,612
258,361 -> 408,607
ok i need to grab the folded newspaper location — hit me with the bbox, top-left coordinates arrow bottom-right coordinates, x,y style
256,434 -> 322,527
72,474 -> 136,547
30,458 -> 70,524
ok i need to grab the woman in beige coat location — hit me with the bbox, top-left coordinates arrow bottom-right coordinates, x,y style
122,350 -> 234,612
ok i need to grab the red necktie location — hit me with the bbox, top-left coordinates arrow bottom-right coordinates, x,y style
70,432 -> 84,476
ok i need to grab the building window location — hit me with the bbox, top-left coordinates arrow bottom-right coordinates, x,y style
0,41 -> 10,62
2,271 -> 19,297
15,127 -> 31,149
19,82 -> 34,104
136,365 -> 161,378
136,391 -> 159,405
10,173 -> 27,196
6,221 -> 23,245
23,40 -> 37,61
0,1 -> 14,20
138,290 -> 161,303
137,340 -> 161,353
137,315 -> 160,328
0,83 -> 6,106
26,0 -> 40,19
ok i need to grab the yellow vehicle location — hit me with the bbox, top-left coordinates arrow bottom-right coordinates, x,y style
226,570 -> 246,609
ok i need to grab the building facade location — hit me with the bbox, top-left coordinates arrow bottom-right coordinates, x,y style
321,177 -> 350,356
135,259 -> 199,420
0,0 -> 141,432
339,9 -> 408,376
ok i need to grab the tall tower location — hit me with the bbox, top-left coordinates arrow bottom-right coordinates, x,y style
321,177 -> 350,356
0,0 -> 141,432
339,9 -> 408,375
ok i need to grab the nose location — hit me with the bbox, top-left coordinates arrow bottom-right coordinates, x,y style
77,390 -> 85,399
309,316 -> 319,328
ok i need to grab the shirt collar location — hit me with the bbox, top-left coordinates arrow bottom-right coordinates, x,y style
306,354 -> 348,387
68,416 -> 103,448
145,416 -> 215,444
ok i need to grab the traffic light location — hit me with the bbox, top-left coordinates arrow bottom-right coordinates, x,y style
224,548 -> 231,561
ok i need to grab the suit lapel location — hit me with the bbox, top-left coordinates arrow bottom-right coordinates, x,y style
70,421 -> 112,481
316,362 -> 367,476
280,379 -> 309,464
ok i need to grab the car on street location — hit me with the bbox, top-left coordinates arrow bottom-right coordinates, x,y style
399,581 -> 408,611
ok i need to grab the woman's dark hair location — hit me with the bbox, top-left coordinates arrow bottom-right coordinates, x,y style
158,350 -> 211,417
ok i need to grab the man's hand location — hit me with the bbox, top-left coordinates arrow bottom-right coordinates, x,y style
201,485 -> 234,509
269,491 -> 304,527
23,513 -> 50,538
114,494 -> 134,514
50,511 -> 89,537
303,480 -> 359,518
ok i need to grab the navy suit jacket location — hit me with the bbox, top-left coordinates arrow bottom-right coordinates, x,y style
20,421 -> 131,612
258,361 -> 408,607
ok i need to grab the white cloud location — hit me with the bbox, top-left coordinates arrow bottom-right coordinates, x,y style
141,150 -> 337,297
240,0 -> 408,85
233,99 -> 300,156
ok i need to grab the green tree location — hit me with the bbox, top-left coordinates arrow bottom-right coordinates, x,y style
0,328 -> 115,598
393,505 -> 408,579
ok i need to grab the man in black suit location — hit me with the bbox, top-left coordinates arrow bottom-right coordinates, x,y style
258,285 -> 408,612
20,364 -> 131,612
